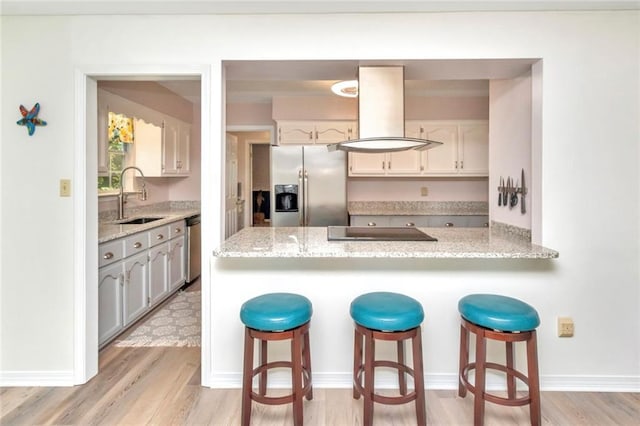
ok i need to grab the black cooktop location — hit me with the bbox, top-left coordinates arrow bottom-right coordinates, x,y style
327,226 -> 437,242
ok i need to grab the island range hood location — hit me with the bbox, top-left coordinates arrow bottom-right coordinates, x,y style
328,66 -> 443,153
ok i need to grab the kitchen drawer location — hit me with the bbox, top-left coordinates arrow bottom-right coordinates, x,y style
389,216 -> 430,227
123,232 -> 149,257
99,239 -> 124,268
149,225 -> 170,247
349,216 -> 391,227
167,220 -> 186,239
428,215 -> 489,227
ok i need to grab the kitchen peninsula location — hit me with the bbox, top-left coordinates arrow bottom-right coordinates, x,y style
209,224 -> 557,389
213,224 -> 558,259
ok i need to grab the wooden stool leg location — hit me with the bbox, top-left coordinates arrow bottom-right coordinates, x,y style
458,323 -> 469,397
259,339 -> 268,396
303,328 -> 313,400
527,331 -> 542,426
506,341 -> 516,399
291,327 -> 304,426
353,327 -> 363,399
397,340 -> 407,395
412,327 -> 427,426
473,330 -> 487,426
363,330 -> 375,426
241,328 -> 254,426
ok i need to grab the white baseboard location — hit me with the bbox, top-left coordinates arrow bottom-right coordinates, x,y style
3,370 -> 637,392
207,372 -> 640,392
0,370 -> 76,387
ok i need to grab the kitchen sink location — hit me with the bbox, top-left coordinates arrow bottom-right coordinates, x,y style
118,217 -> 164,225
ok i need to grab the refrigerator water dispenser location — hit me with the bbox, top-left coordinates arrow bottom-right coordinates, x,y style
274,184 -> 299,212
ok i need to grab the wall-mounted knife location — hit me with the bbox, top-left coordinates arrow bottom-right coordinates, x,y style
521,168 -> 526,214
498,176 -> 503,206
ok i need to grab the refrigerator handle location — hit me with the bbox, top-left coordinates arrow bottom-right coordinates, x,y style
304,169 -> 309,226
298,169 -> 304,226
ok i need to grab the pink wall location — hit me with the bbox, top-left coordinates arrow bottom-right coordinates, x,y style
489,75 -> 532,229
272,96 -> 357,120
405,96 -> 489,120
226,103 -> 273,125
348,178 -> 488,201
99,81 -> 194,123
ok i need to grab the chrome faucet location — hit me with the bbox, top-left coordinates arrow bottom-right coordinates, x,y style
117,166 -> 148,220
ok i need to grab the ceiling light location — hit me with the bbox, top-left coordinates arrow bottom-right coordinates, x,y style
331,80 -> 358,98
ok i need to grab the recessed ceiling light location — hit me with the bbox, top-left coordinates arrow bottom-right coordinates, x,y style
331,80 -> 358,98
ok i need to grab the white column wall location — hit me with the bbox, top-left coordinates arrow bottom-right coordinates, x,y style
1,11 -> 638,389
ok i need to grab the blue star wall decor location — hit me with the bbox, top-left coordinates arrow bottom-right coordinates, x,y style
17,103 -> 47,136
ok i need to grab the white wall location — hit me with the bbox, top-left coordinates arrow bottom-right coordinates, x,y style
1,11 -> 638,390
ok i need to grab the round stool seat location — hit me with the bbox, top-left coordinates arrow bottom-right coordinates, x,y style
240,293 -> 312,331
350,292 -> 424,331
458,294 -> 540,332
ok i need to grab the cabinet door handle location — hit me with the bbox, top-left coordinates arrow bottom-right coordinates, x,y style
156,234 -> 164,240
103,252 -> 114,260
455,161 -> 458,169
388,161 -> 391,169
460,160 -> 464,169
175,228 -> 182,233
445,222 -> 454,227
405,222 -> 415,227
367,222 -> 377,227
133,242 -> 142,249
382,162 -> 385,170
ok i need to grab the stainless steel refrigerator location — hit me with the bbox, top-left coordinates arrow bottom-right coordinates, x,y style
271,145 -> 348,227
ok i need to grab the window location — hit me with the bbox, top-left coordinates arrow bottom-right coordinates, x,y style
98,112 -> 134,192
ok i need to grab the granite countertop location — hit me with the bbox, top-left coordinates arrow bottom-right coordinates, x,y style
99,202 -> 200,243
348,201 -> 489,216
213,226 -> 559,259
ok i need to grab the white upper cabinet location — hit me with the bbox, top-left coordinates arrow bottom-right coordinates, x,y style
162,116 -> 191,175
348,150 -> 422,176
133,113 -> 191,177
419,122 -> 459,174
349,120 -> 488,177
457,122 -> 489,175
277,120 -> 356,145
419,120 -> 488,176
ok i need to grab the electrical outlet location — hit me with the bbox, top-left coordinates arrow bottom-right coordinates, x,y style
60,179 -> 71,197
420,186 -> 428,196
557,317 -> 574,337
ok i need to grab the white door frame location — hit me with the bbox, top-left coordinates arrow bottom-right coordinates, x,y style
226,125 -> 274,229
73,64 -> 215,385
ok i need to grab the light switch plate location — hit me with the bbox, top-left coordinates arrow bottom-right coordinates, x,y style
60,179 -> 71,197
420,186 -> 428,196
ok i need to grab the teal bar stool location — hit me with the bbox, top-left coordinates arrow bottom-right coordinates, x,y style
458,294 -> 541,426
240,293 -> 313,426
350,292 -> 427,426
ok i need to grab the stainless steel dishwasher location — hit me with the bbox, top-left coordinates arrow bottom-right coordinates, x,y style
185,214 -> 201,283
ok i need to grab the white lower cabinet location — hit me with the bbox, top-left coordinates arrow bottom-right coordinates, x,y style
98,219 -> 187,348
98,262 -> 123,346
123,251 -> 149,326
168,236 -> 186,290
148,243 -> 170,306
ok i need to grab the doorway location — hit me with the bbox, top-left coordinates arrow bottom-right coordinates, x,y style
74,66 -> 212,385
226,126 -> 273,233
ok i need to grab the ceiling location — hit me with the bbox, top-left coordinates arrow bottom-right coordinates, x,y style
155,58 -> 538,104
2,0 -> 638,15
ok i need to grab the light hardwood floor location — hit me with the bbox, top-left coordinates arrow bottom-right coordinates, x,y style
2,344 -> 639,425
2,281 -> 638,425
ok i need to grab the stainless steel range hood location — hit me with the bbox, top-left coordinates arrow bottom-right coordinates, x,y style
328,66 -> 443,153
